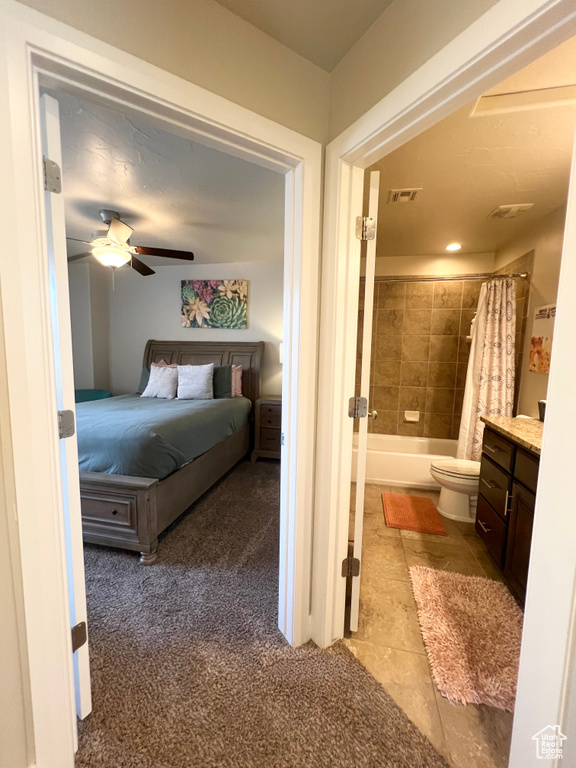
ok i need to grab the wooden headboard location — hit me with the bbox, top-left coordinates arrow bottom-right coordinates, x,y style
143,340 -> 264,407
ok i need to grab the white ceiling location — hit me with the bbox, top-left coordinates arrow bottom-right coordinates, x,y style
369,36 -> 576,258
212,0 -> 394,71
52,90 -> 285,268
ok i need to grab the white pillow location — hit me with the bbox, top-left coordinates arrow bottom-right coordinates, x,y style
141,365 -> 178,399
177,363 -> 214,400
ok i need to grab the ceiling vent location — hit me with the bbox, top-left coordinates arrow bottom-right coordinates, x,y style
488,203 -> 534,219
388,188 -> 422,204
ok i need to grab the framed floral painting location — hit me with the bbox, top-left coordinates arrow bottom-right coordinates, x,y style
181,280 -> 248,329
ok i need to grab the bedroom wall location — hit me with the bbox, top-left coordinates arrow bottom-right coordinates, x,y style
109,261 -> 283,397
68,263 -> 111,392
494,205 -> 566,418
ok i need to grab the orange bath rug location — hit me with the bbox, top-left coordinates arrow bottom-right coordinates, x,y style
382,492 -> 447,535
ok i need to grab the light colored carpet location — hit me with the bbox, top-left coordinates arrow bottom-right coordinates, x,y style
409,565 -> 523,712
383,492 -> 447,535
77,460 -> 449,768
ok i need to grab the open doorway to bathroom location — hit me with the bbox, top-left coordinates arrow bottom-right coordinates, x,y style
347,35 -> 576,768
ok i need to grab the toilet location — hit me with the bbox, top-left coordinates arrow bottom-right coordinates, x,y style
429,459 -> 481,522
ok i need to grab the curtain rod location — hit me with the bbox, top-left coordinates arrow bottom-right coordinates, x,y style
372,272 -> 528,284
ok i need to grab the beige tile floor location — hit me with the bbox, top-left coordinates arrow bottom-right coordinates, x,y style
345,483 -> 514,768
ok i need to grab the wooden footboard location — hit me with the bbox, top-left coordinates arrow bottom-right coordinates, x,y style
80,424 -> 250,563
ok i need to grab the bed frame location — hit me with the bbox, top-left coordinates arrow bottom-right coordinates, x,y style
79,340 -> 264,564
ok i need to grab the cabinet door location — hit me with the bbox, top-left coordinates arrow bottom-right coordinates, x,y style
504,482 -> 535,603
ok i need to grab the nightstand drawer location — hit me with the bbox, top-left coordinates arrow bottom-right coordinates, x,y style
261,411 -> 281,428
260,428 -> 280,452
261,403 -> 281,417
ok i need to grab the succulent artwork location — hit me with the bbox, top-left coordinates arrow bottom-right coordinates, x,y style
181,280 -> 248,329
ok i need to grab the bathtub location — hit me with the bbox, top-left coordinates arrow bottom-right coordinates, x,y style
351,433 -> 457,489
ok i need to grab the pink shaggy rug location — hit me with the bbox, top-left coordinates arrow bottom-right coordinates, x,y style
409,566 -> 523,712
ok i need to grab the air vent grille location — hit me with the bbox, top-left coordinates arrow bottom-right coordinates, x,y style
388,188 -> 422,204
488,203 -> 534,219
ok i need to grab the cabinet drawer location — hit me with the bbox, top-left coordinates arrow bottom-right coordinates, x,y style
81,493 -> 135,529
482,428 -> 514,472
475,495 -> 507,567
514,449 -> 539,493
479,456 -> 510,520
260,428 -> 280,452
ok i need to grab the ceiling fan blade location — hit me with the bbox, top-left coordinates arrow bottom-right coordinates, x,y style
130,255 -> 156,276
66,237 -> 92,245
108,217 -> 134,246
133,246 -> 195,261
67,252 -> 92,262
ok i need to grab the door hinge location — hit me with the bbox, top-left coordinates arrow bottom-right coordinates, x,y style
43,156 -> 62,194
58,410 -> 75,439
342,556 -> 360,578
71,621 -> 87,653
349,396 -> 367,419
355,216 -> 375,241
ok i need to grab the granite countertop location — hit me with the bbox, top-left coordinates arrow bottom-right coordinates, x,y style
481,415 -> 543,456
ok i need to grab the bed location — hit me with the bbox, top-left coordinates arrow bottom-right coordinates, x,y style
79,340 -> 264,563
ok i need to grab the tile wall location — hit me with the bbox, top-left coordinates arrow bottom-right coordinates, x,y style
356,260 -> 532,439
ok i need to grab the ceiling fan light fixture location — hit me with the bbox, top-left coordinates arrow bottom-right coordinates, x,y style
92,245 -> 131,269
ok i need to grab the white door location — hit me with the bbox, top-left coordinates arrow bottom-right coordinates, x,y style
350,171 -> 380,632
40,93 -> 92,725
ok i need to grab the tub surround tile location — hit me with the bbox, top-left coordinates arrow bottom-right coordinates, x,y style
372,385 -> 400,412
456,361 -> 468,389
429,335 -> 459,362
425,388 -> 455,415
373,333 -> 402,361
428,362 -> 457,388
370,410 -> 399,435
431,309 -> 461,335
398,419 -> 426,437
402,334 -> 430,362
462,280 -> 482,308
373,361 -> 401,386
404,309 -> 432,335
400,361 -> 429,387
460,309 -> 477,337
399,387 -> 427,412
453,388 -> 465,416
424,413 -> 453,439
405,282 -> 434,309
433,281 -> 463,308
377,309 -> 405,334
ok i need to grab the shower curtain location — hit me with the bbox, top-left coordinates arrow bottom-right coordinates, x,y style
457,278 -> 516,461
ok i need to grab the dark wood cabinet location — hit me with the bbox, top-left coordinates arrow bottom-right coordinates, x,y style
476,426 -> 539,604
504,482 -> 535,603
251,396 -> 282,462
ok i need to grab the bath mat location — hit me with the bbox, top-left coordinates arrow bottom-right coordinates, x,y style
409,566 -> 523,711
382,492 -> 447,535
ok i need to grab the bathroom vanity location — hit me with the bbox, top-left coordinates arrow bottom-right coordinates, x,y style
476,416 -> 543,604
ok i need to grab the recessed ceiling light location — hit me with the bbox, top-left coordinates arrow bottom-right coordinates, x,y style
446,243 -> 462,252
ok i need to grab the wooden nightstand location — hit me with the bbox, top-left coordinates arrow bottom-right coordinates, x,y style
251,395 -> 282,462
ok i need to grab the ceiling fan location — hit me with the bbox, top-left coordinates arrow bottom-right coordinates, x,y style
66,209 -> 194,276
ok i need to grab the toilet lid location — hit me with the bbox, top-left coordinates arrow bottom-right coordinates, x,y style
431,459 -> 481,479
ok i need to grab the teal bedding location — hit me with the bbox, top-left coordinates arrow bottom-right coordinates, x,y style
76,394 -> 252,479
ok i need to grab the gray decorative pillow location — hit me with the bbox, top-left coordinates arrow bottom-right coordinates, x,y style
177,363 -> 214,400
140,365 -> 178,399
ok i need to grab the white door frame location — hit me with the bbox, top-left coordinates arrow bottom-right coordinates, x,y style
0,2 -> 321,765
315,1 -> 576,767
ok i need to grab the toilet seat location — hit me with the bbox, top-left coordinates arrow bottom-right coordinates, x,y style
430,459 -> 480,480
